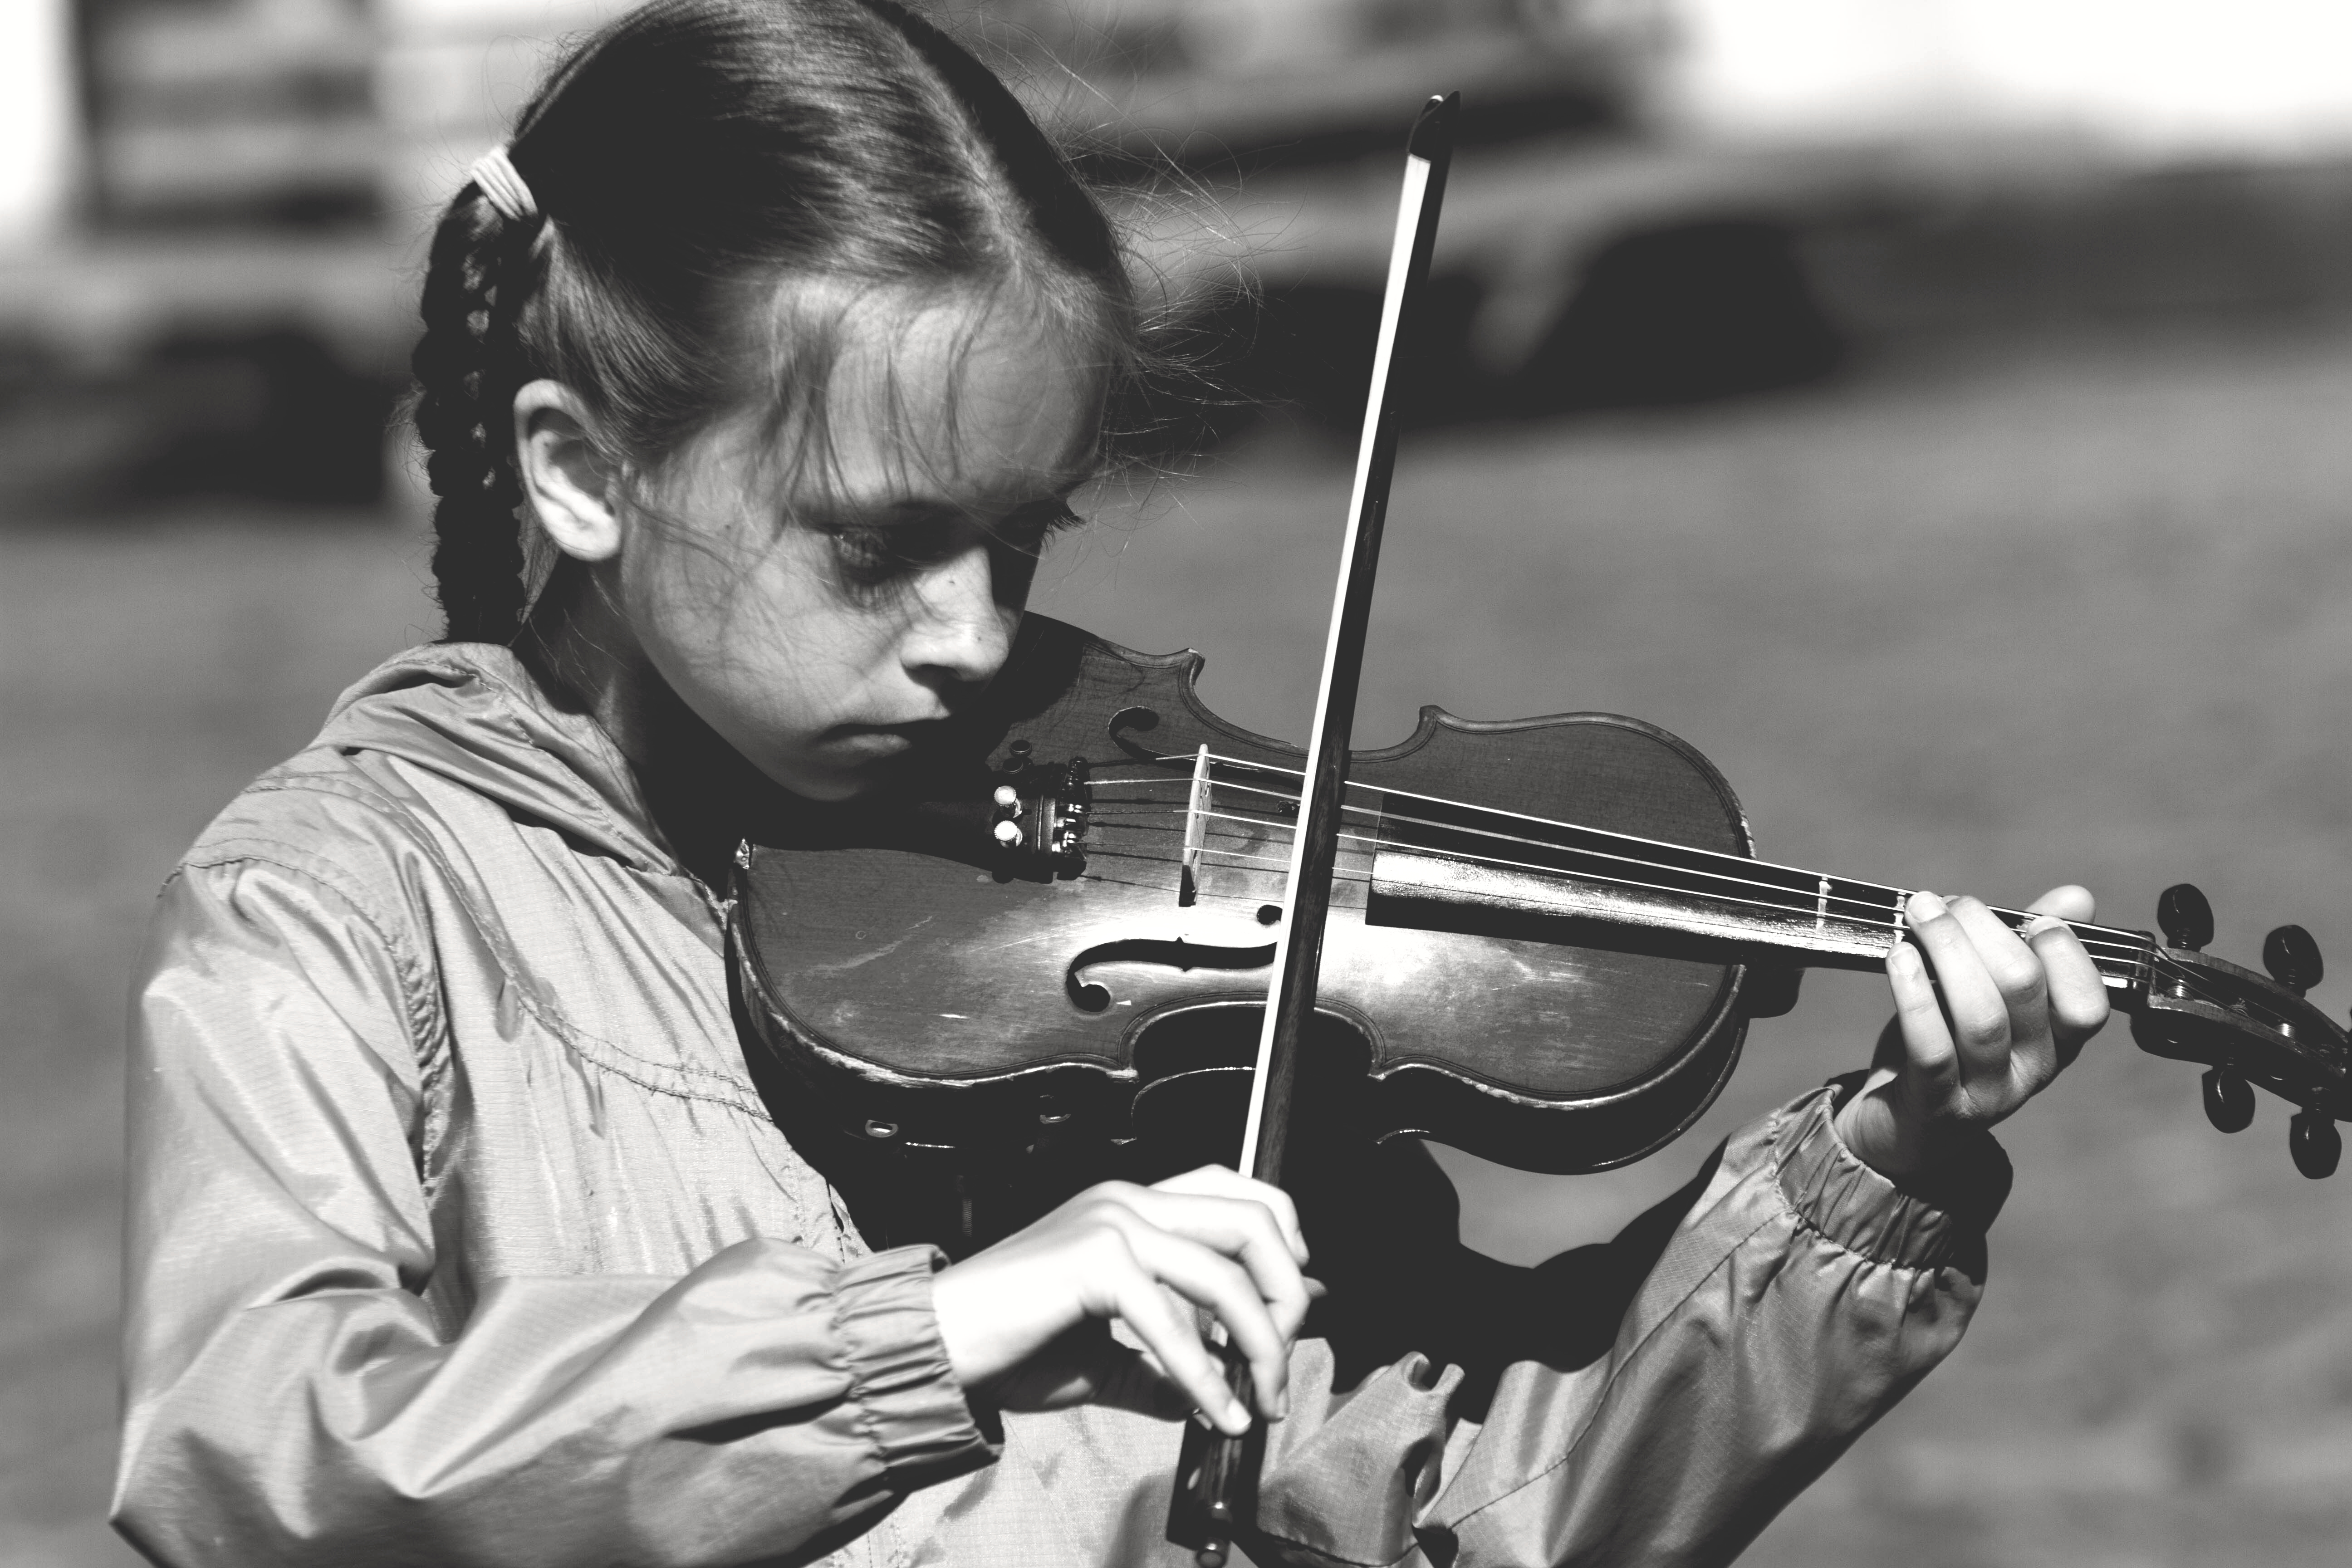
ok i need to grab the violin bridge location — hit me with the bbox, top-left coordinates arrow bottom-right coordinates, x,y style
1179,743 -> 1211,907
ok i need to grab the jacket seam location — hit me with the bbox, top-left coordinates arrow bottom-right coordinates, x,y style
1240,1529 -> 1426,1568
1430,1111 -> 1831,1542
1236,1536 -> 1416,1568
1425,1202 -> 1784,1544
1434,1099 -> 1954,1540
245,692 -> 747,1095
174,846 -> 441,1075
445,870 -> 760,1103
206,775 -> 771,1119
397,812 -> 757,1097
337,645 -> 658,867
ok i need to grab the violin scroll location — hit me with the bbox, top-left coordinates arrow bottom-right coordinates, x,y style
2128,883 -> 2348,1177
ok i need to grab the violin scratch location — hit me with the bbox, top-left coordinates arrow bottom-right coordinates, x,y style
803,916 -> 936,974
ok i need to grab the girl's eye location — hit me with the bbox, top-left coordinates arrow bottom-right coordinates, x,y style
816,518 -> 953,585
823,525 -> 903,581
813,503 -> 1077,588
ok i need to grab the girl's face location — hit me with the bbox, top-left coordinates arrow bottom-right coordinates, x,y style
612,294 -> 1098,801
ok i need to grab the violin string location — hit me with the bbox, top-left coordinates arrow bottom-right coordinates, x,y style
1185,777 -> 1904,914
1181,835 -> 2156,973
2151,960 -> 2276,1022
1173,803 -> 1886,913
1101,804 -> 2154,973
1100,794 -> 2195,993
1117,757 -> 1932,914
1178,846 -> 2178,1006
1047,647 -> 2282,1025
2149,960 -> 2244,1017
2143,950 -> 2287,1020
1099,815 -> 2278,1018
1097,819 -> 2260,1024
1104,755 -> 2153,955
1104,781 -> 1919,927
1184,840 -> 1909,938
1123,788 -> 2151,965
1142,804 -> 2151,967
1152,750 -> 2115,926
1184,800 -> 1921,928
1092,763 -> 2157,976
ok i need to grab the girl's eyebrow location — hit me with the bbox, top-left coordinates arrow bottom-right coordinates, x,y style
853,487 -> 1075,522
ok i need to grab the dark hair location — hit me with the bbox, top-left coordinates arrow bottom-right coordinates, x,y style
411,0 -> 1141,644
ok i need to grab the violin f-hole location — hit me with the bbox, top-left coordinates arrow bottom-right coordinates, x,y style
1064,938 -> 1277,1014
1108,704 -> 1165,764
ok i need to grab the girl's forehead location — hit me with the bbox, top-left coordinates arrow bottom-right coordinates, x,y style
757,282 -> 1102,515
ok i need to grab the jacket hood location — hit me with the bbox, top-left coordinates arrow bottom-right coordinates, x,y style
314,642 -> 674,871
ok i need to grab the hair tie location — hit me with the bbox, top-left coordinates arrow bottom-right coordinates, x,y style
470,144 -> 539,225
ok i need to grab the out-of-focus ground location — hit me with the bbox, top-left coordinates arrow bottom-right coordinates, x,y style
8,312 -> 2351,1567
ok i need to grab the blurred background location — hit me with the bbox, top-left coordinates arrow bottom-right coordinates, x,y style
7,2 -> 2352,1564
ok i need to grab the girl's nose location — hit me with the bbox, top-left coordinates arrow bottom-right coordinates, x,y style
902,542 -> 1014,689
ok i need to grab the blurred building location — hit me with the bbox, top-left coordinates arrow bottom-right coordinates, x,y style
1666,0 -> 2352,156
4,0 -> 2352,513
0,0 -> 81,247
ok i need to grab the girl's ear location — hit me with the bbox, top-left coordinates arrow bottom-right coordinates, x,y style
513,380 -> 624,562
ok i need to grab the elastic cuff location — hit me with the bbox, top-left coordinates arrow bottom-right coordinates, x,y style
1775,1085 -> 2012,1269
833,1245 -> 996,1480
1820,1070 -> 2015,1232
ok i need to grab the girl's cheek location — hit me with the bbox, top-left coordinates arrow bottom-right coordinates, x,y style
661,536 -> 789,658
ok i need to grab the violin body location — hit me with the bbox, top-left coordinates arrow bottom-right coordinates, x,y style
732,614 -> 1794,1176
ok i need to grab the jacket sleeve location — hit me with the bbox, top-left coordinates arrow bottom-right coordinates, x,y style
112,854 -> 994,1568
1253,1085 -> 2009,1568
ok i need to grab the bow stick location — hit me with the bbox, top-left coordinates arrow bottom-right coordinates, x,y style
1168,91 -> 1460,1568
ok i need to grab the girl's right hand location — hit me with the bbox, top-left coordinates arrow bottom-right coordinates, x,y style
928,1166 -> 1315,1436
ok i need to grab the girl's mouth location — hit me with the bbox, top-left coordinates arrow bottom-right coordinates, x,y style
822,720 -> 947,760
827,727 -> 915,755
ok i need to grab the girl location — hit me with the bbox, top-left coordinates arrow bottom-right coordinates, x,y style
112,2 -> 2110,1564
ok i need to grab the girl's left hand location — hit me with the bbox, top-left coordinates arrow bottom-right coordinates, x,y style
1834,884 -> 2112,1180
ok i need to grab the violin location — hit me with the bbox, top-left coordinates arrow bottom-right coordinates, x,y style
728,615 -> 2352,1186
724,90 -> 2349,1568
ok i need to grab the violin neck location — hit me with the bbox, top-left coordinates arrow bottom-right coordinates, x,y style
1367,808 -> 2157,1000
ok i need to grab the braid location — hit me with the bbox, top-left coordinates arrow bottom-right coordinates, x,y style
412,187 -> 534,645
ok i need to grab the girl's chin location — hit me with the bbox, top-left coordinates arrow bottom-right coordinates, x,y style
760,735 -> 911,802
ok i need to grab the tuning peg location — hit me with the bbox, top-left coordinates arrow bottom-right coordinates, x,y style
2290,1109 -> 2341,1179
2158,883 -> 2215,951
2201,1068 -> 2256,1133
2263,925 -> 2323,995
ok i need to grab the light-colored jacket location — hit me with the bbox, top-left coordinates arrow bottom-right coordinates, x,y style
115,643 -> 2000,1568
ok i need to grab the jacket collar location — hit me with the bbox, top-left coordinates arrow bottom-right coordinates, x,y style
317,642 -> 677,872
